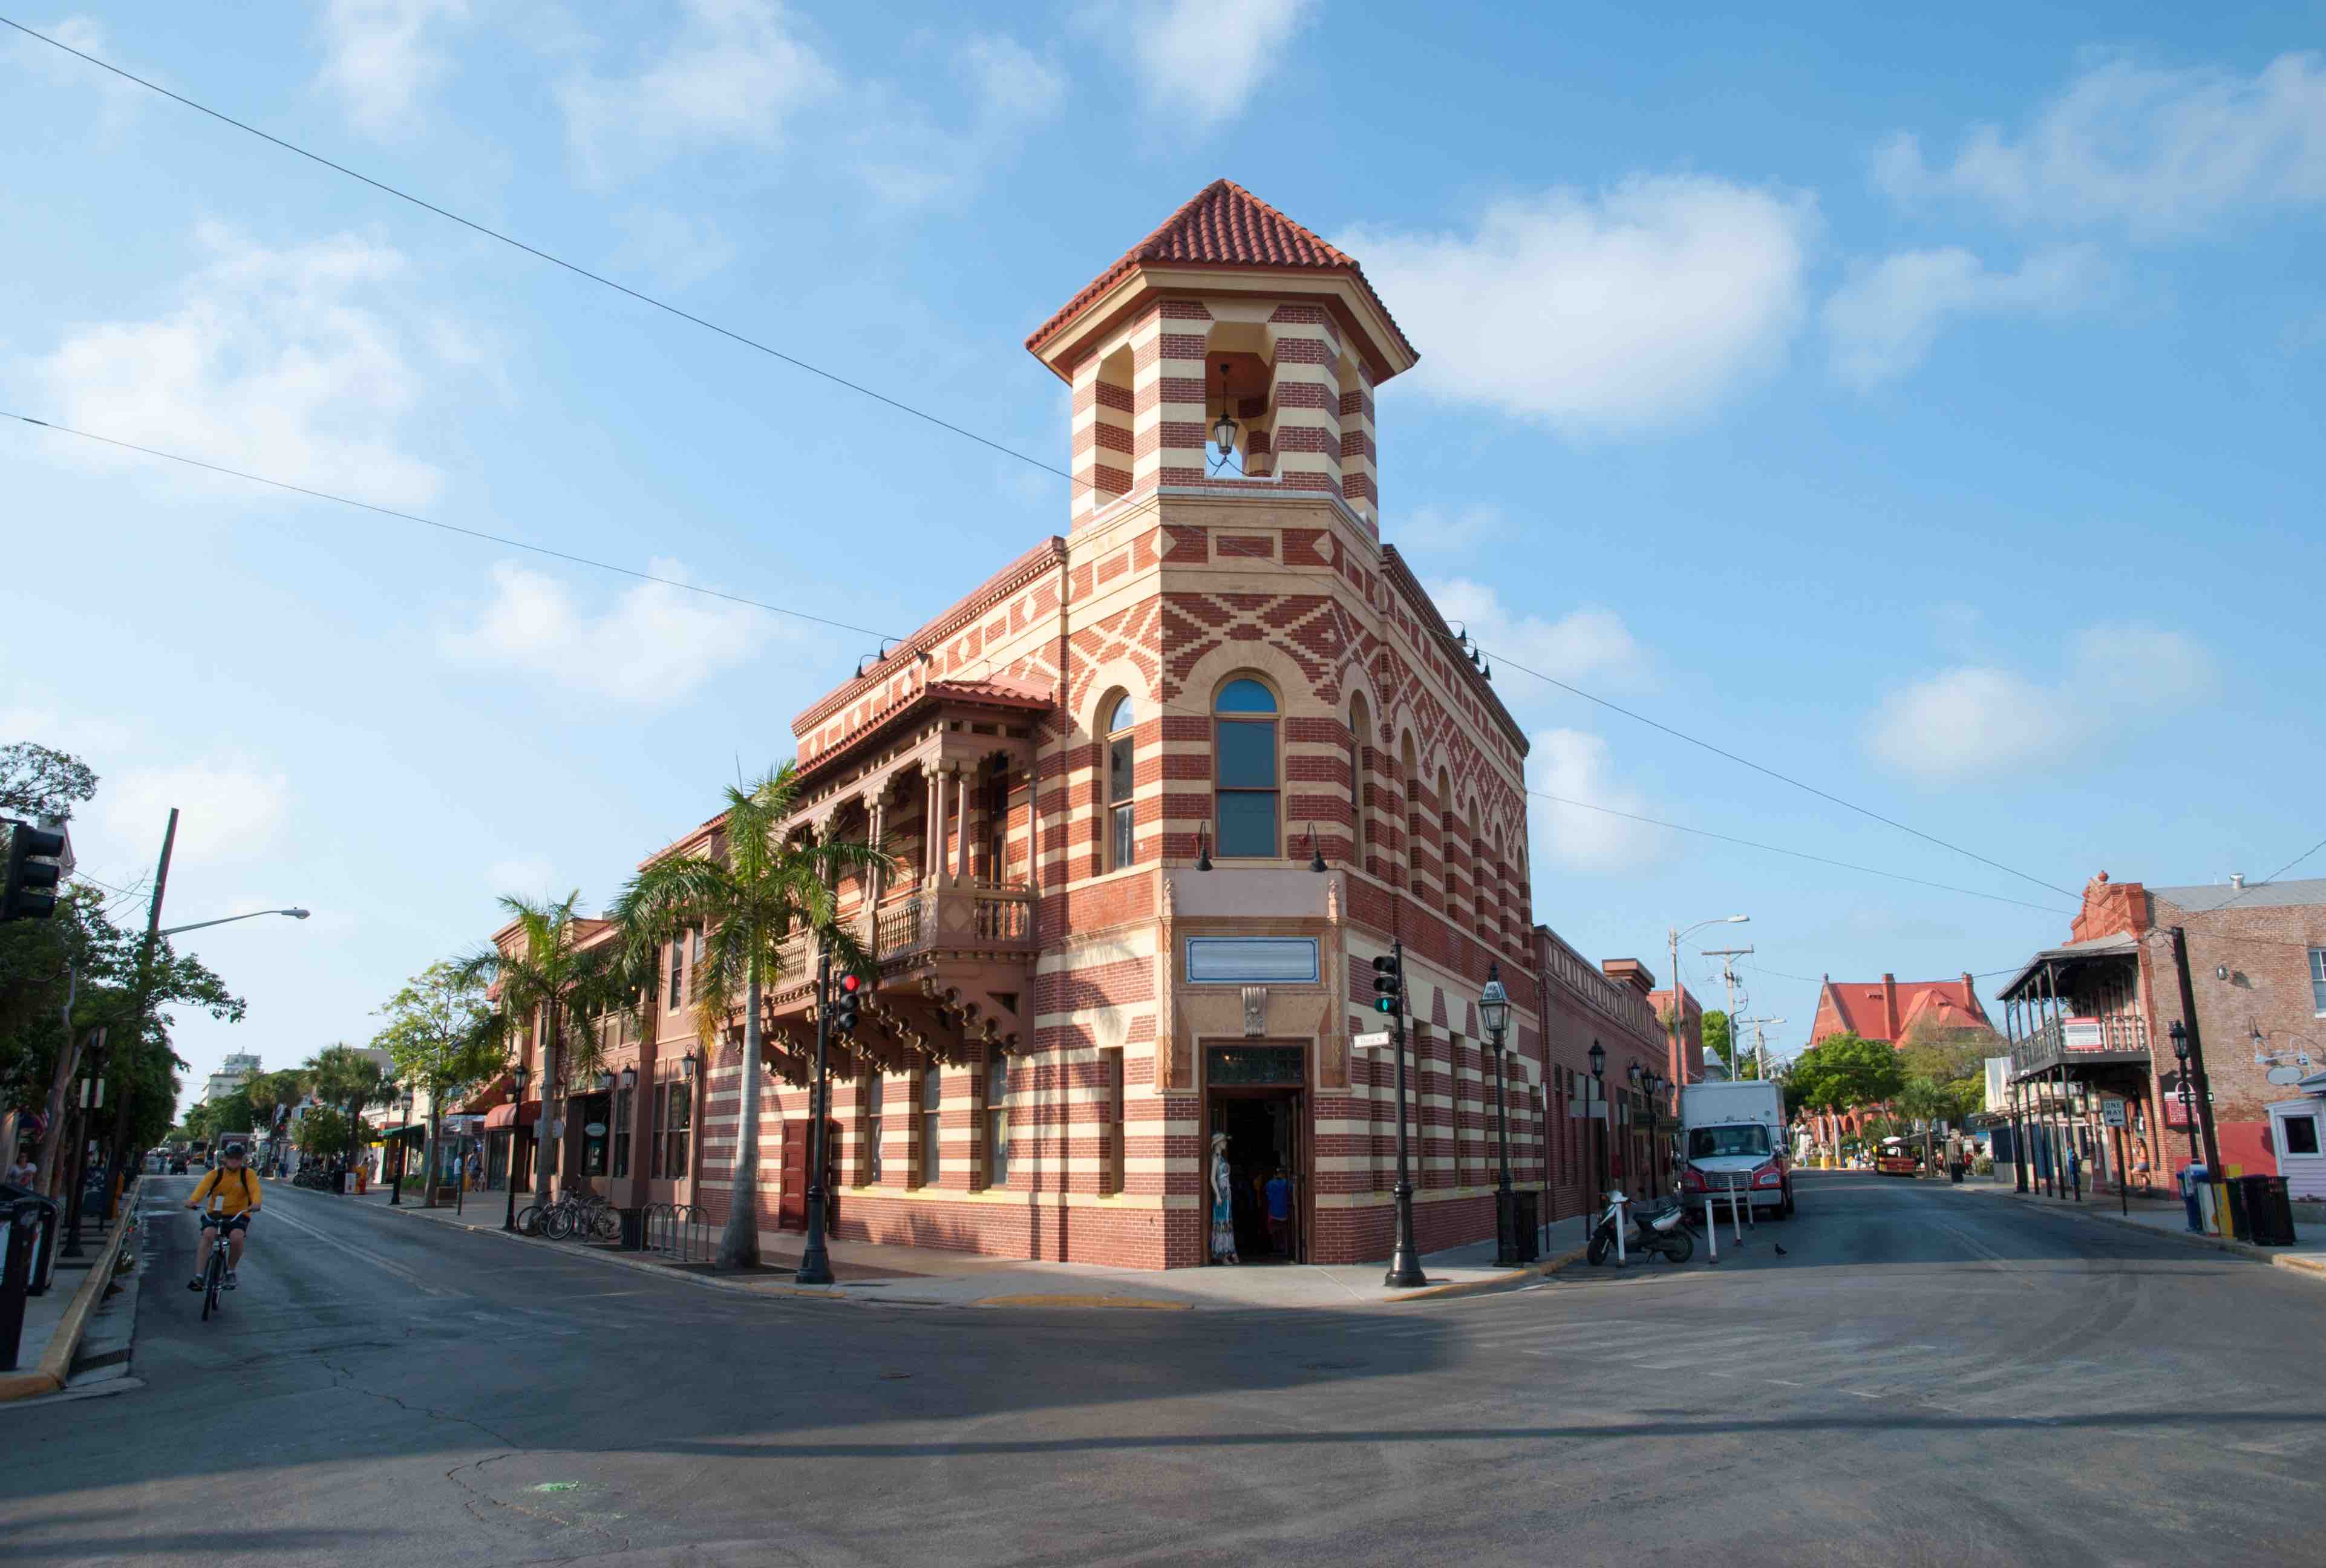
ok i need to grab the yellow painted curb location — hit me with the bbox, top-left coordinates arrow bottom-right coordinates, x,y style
1,1216 -> 128,1403
973,1293 -> 1192,1310
1386,1243 -> 1590,1303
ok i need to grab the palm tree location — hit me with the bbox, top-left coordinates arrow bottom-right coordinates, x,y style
606,765 -> 891,1270
454,893 -> 623,1203
302,1043 -> 393,1176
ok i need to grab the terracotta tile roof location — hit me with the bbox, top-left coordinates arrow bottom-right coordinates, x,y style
1025,178 -> 1416,363
1817,976 -> 1993,1045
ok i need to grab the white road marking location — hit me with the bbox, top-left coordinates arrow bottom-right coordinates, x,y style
260,1201 -> 455,1298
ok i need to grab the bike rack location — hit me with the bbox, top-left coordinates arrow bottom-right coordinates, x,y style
641,1202 -> 708,1265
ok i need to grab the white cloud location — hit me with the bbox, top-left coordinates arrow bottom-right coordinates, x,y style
1874,51 -> 2326,237
6,16 -> 148,132
316,0 -> 471,137
1425,579 -> 1643,687
557,0 -> 840,184
1868,626 -> 2220,782
11,224 -> 452,506
1823,243 -> 2106,386
438,558 -> 779,705
94,758 -> 290,871
1341,177 -> 1816,433
1526,728 -> 1667,874
1103,0 -> 1317,128
852,34 -> 1064,207
611,206 -> 738,291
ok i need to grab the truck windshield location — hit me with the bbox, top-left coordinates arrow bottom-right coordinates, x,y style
1688,1125 -> 1771,1159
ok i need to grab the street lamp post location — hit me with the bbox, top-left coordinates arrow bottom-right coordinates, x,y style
1480,964 -> 1515,1266
797,942 -> 838,1286
2171,1018 -> 2200,1155
390,1083 -> 414,1205
1666,915 -> 1748,1083
619,1064 -> 638,1207
1589,1039 -> 1607,1202
503,1062 -> 531,1232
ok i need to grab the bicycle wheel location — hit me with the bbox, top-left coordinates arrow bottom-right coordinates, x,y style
590,1207 -> 621,1242
544,1206 -> 573,1240
201,1246 -> 224,1321
515,1204 -> 544,1236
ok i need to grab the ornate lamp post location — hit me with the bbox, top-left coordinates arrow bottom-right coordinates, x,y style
618,1063 -> 638,1204
1479,963 -> 1515,1266
1588,1039 -> 1607,1199
390,1081 -> 414,1206
2171,1022 -> 2200,1171
503,1062 -> 531,1233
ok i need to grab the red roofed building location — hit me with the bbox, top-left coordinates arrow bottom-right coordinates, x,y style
1809,973 -> 1993,1049
479,183 -> 1557,1273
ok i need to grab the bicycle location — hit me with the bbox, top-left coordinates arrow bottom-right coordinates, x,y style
194,1214 -> 241,1321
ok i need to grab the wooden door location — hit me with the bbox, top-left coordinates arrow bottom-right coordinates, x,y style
779,1120 -> 808,1231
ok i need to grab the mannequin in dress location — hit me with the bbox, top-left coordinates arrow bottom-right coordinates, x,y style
1209,1131 -> 1238,1264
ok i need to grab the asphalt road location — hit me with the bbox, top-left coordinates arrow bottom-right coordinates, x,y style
3,1170 -> 2320,1567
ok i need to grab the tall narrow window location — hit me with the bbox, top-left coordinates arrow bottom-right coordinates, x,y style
1214,677 -> 1279,858
985,1054 -> 1011,1189
1101,1048 -> 1125,1195
1348,691 -> 1371,871
919,1068 -> 942,1186
664,1079 -> 692,1178
2311,947 -> 2326,1014
612,1084 -> 632,1179
1105,692 -> 1137,871
650,1084 -> 665,1177
863,1071 -> 884,1183
667,939 -> 684,1012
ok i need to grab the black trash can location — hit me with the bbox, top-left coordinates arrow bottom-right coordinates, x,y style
1513,1191 -> 1540,1263
618,1206 -> 646,1251
2238,1175 -> 2296,1246
335,1169 -> 351,1195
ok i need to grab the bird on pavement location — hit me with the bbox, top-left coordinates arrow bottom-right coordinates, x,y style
1772,1243 -> 1788,1256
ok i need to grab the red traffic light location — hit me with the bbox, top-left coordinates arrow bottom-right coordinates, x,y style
840,973 -> 861,993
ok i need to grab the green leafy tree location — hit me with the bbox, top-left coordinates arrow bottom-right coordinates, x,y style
454,893 -> 626,1203
0,742 -> 99,824
373,960 -> 500,1206
301,1044 -> 393,1171
606,765 -> 891,1270
295,1103 -> 352,1155
1702,1010 -> 1733,1076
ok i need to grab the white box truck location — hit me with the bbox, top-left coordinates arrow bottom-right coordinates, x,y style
1679,1080 -> 1792,1219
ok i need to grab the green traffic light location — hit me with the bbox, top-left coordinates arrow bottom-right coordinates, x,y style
1376,997 -> 1394,1013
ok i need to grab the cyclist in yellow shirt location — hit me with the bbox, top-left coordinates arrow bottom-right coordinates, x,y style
185,1141 -> 261,1291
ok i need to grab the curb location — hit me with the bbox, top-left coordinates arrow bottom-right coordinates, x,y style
309,1189 -> 1591,1311
0,1214 -> 129,1403
1382,1243 -> 1589,1303
1952,1182 -> 2326,1284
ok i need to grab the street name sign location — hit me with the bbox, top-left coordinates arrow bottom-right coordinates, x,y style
1351,1031 -> 1391,1052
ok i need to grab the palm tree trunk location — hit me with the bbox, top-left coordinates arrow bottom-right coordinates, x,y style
718,973 -> 763,1268
542,999 -> 563,1198
423,1102 -> 443,1207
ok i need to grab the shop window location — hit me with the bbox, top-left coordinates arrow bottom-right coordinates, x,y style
863,1071 -> 884,1184
611,1085 -> 632,1179
919,1068 -> 942,1186
1214,676 -> 1279,858
1101,1048 -> 1125,1195
985,1054 -> 1012,1189
662,1080 -> 691,1178
1105,691 -> 1137,870
2284,1111 -> 2321,1158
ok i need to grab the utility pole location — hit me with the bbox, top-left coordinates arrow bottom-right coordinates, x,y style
1736,1016 -> 1787,1082
103,809 -> 177,1223
2169,927 -> 2223,1174
1703,946 -> 1753,1077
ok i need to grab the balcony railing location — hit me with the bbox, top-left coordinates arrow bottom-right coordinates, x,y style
770,882 -> 1034,993
2010,1012 -> 2151,1076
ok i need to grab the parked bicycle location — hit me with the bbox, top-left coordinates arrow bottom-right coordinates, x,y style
515,1190 -> 619,1241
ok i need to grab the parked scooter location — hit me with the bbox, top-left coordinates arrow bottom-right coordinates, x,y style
1587,1189 -> 1695,1266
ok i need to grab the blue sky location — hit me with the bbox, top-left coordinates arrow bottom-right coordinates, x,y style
4,2 -> 2321,1100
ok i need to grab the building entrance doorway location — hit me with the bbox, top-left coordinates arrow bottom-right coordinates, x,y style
1204,1044 -> 1309,1265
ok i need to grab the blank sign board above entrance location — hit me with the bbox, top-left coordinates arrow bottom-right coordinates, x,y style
1186,937 -> 1319,985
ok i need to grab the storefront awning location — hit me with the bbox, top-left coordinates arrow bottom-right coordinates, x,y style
459,1072 -> 514,1116
482,1100 -> 541,1131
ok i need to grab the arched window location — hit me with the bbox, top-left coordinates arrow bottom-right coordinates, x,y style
1347,692 -> 1372,868
1399,734 -> 1420,883
1214,676 -> 1279,858
1437,766 -> 1459,920
1105,691 -> 1137,871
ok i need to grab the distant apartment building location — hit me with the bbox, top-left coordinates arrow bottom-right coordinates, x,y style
199,1051 -> 262,1105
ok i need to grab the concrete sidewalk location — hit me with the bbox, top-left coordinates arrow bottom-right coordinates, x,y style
307,1182 -> 1589,1310
1949,1175 -> 2326,1281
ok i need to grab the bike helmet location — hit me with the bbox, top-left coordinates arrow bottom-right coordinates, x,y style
221,1141 -> 247,1158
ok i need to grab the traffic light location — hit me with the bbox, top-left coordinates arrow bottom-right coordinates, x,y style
1371,952 -> 1403,1016
2,822 -> 67,923
831,971 -> 863,1036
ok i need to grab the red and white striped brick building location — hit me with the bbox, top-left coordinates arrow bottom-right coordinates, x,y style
491,182 -> 1670,1269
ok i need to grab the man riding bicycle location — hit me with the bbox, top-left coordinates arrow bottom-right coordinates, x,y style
185,1140 -> 261,1292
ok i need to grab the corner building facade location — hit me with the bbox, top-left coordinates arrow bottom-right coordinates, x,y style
644,183 -> 1550,1270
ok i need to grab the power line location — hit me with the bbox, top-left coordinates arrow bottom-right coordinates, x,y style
5,413 -> 904,642
6,13 -> 2088,918
0,16 -> 1083,500
1526,788 -> 2074,914
1489,647 -> 2082,902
